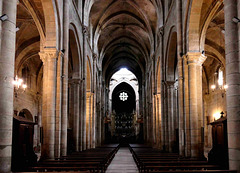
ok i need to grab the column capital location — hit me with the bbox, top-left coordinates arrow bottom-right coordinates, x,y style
39,48 -> 59,64
158,26 -> 164,36
93,53 -> 98,60
186,52 -> 206,65
69,78 -> 81,85
166,81 -> 175,88
83,25 -> 90,38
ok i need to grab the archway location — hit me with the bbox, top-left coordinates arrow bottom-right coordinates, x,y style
201,4 -> 227,167
67,27 -> 81,154
12,109 -> 36,171
12,1 -> 44,170
165,29 -> 179,152
110,82 -> 136,145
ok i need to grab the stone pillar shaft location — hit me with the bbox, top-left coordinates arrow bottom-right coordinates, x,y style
167,82 -> 175,152
183,55 -> 191,157
61,0 -> 69,157
187,52 -> 206,158
224,0 -> 240,170
86,92 -> 91,149
177,0 -> 185,156
82,28 -> 87,150
163,83 -> 169,151
0,0 -> 17,172
73,81 -> 80,151
55,51 -> 63,158
79,80 -> 83,151
40,49 -> 58,159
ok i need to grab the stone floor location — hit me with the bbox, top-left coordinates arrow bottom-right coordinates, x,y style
106,147 -> 139,173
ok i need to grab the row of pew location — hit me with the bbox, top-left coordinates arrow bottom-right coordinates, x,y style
28,144 -> 119,172
129,144 -> 237,173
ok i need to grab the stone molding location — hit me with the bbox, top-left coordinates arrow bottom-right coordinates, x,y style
83,25 -> 90,38
93,53 -> 98,61
69,78 -> 81,85
159,26 -> 164,36
186,52 -> 206,65
166,81 -> 175,88
39,48 -> 59,65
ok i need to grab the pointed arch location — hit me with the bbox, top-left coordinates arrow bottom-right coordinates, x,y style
41,0 -> 59,48
187,0 -> 204,52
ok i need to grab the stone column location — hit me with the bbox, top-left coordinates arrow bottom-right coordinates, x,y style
177,0 -> 185,156
61,0 -> 69,157
97,71 -> 102,146
167,81 -> 175,152
160,82 -> 165,150
186,52 -> 206,158
78,79 -> 83,151
0,0 -> 17,172
39,48 -> 58,159
82,26 -> 88,150
224,0 -> 240,170
183,55 -> 191,157
173,83 -> 179,152
72,79 -> 80,151
163,81 -> 169,151
156,94 -> 161,149
55,51 -> 63,158
86,91 -> 91,149
154,94 -> 158,148
159,27 -> 165,151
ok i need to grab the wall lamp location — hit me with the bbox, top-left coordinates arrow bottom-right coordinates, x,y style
0,14 -> 8,22
232,16 -> 240,23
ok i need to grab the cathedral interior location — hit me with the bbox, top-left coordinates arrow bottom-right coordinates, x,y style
0,0 -> 240,172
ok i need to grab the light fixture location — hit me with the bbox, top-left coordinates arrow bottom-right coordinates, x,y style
16,27 -> 20,32
0,14 -> 8,22
213,112 -> 221,121
211,68 -> 227,96
220,111 -> 224,118
223,84 -> 228,90
12,75 -> 27,97
211,84 -> 216,91
232,16 -> 240,23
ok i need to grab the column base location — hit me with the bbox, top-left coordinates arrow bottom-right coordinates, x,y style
0,157 -> 11,173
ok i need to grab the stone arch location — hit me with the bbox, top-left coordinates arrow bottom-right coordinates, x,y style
187,0 -> 204,52
86,56 -> 92,92
112,82 -> 136,114
18,109 -> 34,122
21,0 -> 45,41
109,79 -> 139,105
41,0 -> 59,48
166,27 -> 177,81
83,0 -> 94,26
69,23 -> 81,78
156,56 -> 161,94
199,1 -> 223,52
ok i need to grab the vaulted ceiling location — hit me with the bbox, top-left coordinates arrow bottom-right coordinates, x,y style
89,0 -> 161,85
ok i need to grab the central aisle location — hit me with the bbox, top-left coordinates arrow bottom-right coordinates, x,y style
106,147 -> 139,173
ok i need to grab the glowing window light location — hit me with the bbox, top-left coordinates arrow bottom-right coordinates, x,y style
218,69 -> 223,86
119,92 -> 128,101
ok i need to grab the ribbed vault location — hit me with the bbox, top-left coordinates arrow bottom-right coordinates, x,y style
89,0 -> 159,86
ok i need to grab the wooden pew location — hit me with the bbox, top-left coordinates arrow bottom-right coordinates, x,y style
145,171 -> 237,173
129,144 -> 237,173
30,144 -> 119,172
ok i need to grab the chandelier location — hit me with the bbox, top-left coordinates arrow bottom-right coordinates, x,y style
12,75 -> 27,97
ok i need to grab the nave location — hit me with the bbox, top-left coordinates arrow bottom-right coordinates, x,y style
13,143 -> 237,173
1,0 -> 240,172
